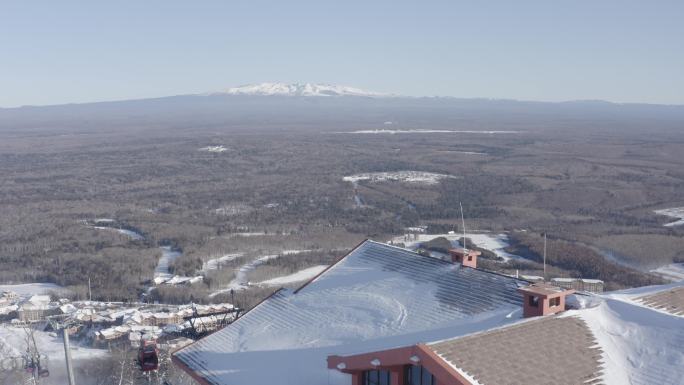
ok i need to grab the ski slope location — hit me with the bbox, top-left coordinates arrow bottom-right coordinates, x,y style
654,207 -> 684,227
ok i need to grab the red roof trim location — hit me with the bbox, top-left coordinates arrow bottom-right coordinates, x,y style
327,343 -> 474,385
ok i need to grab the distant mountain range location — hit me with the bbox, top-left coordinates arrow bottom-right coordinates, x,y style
1,82 -> 683,135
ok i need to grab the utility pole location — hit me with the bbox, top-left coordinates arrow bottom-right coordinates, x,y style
88,277 -> 92,301
543,233 -> 547,282
49,317 -> 77,385
62,329 -> 76,385
459,202 -> 467,253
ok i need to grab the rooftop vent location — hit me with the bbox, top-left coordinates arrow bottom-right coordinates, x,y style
448,248 -> 481,269
517,283 -> 574,318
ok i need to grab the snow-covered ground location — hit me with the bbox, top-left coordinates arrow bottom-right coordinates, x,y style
226,232 -> 268,237
339,129 -> 521,135
445,150 -> 487,155
210,254 -> 281,296
154,246 -> 182,280
650,263 -> 684,282
391,232 -> 523,262
353,192 -> 364,207
153,246 -> 203,287
654,207 -> 684,227
214,204 -> 253,216
281,249 -> 313,255
202,253 -> 244,271
0,283 -> 65,297
257,265 -> 328,287
92,226 -> 144,240
199,145 -> 227,153
343,171 -> 454,185
0,325 -> 108,385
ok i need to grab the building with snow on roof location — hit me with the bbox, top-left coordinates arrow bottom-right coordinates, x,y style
551,277 -> 604,293
173,239 -> 684,385
17,295 -> 60,322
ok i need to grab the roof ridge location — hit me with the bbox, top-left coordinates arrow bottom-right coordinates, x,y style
427,313 -> 577,346
376,239 -> 528,284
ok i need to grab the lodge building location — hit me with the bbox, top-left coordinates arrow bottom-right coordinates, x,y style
172,240 -> 684,385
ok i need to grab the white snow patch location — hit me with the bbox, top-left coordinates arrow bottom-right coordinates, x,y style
210,254 -> 281,295
340,129 -> 521,135
227,232 -> 268,237
154,246 -> 182,280
650,263 -> 684,282
343,171 -> 454,185
448,151 -> 487,155
281,249 -> 313,255
258,265 -> 328,287
391,232 -> 523,262
214,204 -> 253,216
654,207 -> 684,227
199,145 -> 227,153
0,283 -> 65,297
92,226 -> 144,240
202,253 -> 244,271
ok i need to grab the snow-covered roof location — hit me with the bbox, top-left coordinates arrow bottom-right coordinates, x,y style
327,285 -> 684,385
174,240 -> 526,385
576,286 -> 684,384
551,277 -> 576,282
59,303 -> 77,314
28,294 -> 51,305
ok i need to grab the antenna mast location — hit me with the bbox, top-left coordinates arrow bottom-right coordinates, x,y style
459,202 -> 467,253
543,233 -> 547,281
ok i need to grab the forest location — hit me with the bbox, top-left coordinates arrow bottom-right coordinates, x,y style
1,98 -> 683,304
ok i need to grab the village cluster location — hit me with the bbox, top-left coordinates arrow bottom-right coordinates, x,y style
0,289 -> 238,351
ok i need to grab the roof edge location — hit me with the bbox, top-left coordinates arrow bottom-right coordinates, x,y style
416,343 -> 476,385
293,238 -> 369,294
172,288 -> 286,360
171,353 -> 214,385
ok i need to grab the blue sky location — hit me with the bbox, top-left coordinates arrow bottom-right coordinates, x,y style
1,1 -> 683,107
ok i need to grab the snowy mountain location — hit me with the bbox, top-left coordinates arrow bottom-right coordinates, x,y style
217,82 -> 390,97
